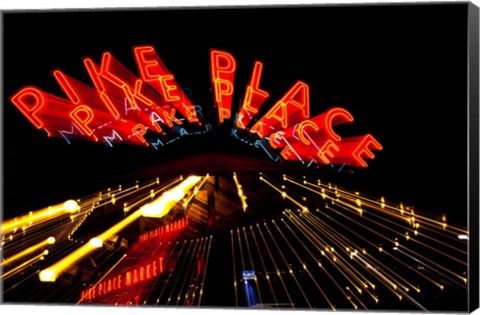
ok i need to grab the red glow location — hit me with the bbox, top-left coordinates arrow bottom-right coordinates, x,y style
80,216 -> 190,303
297,119 -> 320,146
138,217 -> 188,242
329,134 -> 383,167
83,53 -> 182,132
317,139 -> 340,164
279,140 -> 340,165
10,87 -> 46,129
80,255 -> 165,302
133,46 -> 162,81
210,49 -> 236,123
324,107 -> 354,141
10,86 -> 104,142
133,46 -> 198,123
251,81 -> 310,137
10,48 -> 382,168
83,57 -> 128,118
131,124 -> 149,146
53,70 -> 121,118
49,59 -> 185,146
268,107 -> 354,149
69,105 -> 95,136
280,134 -> 382,167
236,61 -> 269,129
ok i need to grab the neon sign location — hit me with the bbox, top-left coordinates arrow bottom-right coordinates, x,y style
80,217 -> 191,302
10,46 -> 382,168
80,254 -> 165,302
210,49 -> 237,123
236,61 -> 270,129
138,216 -> 188,242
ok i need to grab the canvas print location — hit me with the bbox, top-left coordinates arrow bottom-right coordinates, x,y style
1,2 -> 479,313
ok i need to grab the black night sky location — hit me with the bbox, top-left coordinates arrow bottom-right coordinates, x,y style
3,3 -> 468,225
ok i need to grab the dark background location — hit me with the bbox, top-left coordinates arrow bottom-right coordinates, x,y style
2,3 -> 468,226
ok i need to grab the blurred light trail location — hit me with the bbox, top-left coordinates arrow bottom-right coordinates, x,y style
241,227 -> 263,307
154,241 -> 184,305
231,230 -> 239,307
142,176 -> 202,218
183,175 -> 210,210
249,225 -> 279,308
39,176 -> 203,282
166,239 -> 196,305
197,235 -> 213,306
263,222 -> 311,308
255,223 -> 295,309
76,254 -> 127,304
233,173 -> 248,212
2,251 -> 48,280
1,237 -> 55,267
2,200 -> 79,235
393,246 -> 466,288
351,252 -> 427,311
260,175 -> 307,211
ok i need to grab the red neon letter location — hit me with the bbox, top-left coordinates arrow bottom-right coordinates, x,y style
10,87 -> 46,129
317,139 -> 340,164
134,46 -> 161,80
352,134 -> 383,167
131,124 -> 149,146
328,134 -> 383,167
159,75 -> 180,102
324,107 -> 354,141
236,61 -> 269,129
297,120 -> 320,146
70,105 -> 95,136
251,81 -> 309,137
267,107 -> 354,150
159,256 -> 164,273
53,69 -> 122,119
210,49 -> 236,123
133,46 -> 197,123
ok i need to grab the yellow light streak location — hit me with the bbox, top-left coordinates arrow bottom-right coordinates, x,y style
2,250 -> 48,280
332,200 -> 467,267
233,173 -> 248,212
176,237 -> 204,305
39,176 -> 202,282
278,218 -> 336,310
231,230 -> 239,307
77,254 -> 127,304
183,175 -> 209,210
255,224 -> 295,309
166,239 -> 197,305
189,237 -> 208,304
284,211 -> 364,308
124,176 -> 183,213
303,211 -> 421,293
260,177 -> 307,211
2,200 -> 79,235
142,176 -> 202,218
1,237 -> 55,267
241,227 -> 263,307
301,175 -> 468,236
315,209 -> 443,290
236,228 -> 246,272
249,225 -> 279,307
197,235 -> 213,306
263,222 -> 311,308
155,241 -> 183,305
